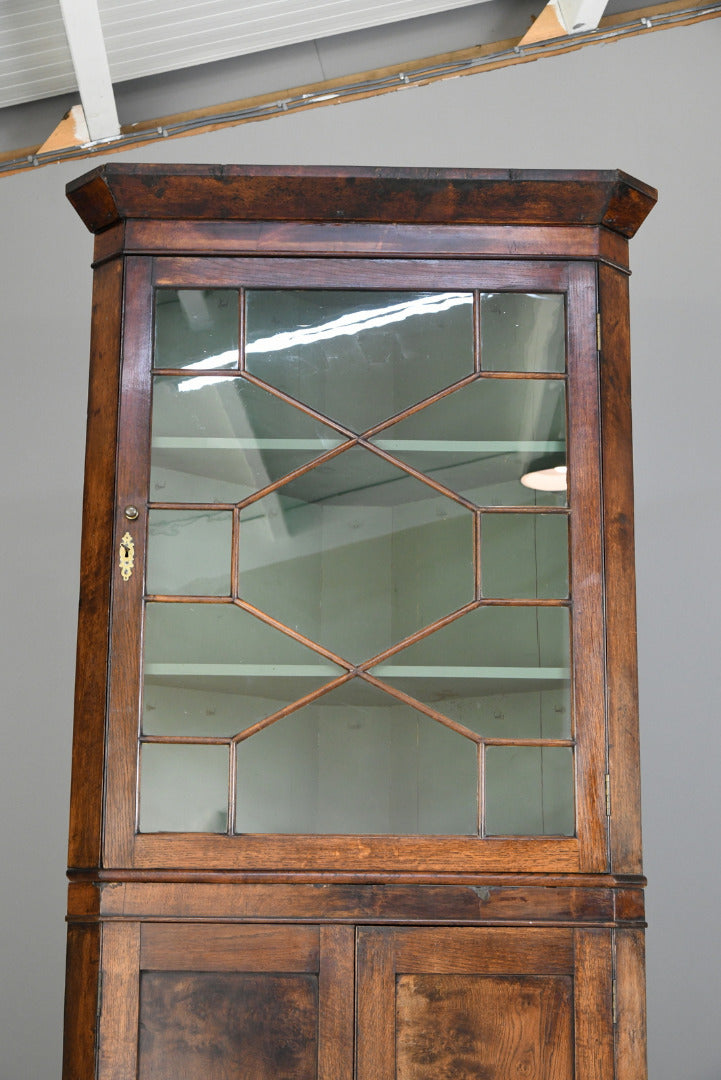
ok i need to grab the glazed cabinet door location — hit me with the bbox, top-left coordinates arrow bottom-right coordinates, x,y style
356,926 -> 614,1080
103,255 -> 606,874
96,923 -> 354,1080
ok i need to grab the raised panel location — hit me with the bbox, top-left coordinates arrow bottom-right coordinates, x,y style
396,974 -> 573,1080
137,971 -> 318,1080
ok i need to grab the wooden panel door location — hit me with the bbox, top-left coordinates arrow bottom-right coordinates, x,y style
96,922 -> 354,1080
356,926 -> 614,1080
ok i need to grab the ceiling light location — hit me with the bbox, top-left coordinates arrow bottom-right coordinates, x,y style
521,464 -> 567,492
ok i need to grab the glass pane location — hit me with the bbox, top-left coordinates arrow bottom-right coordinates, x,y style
371,378 -> 567,506
245,290 -> 474,432
481,513 -> 569,598
143,603 -> 343,736
139,744 -> 228,832
485,746 -> 574,835
154,289 -> 239,370
371,606 -> 570,739
146,510 -> 232,595
150,375 -> 345,503
481,292 -> 565,372
238,447 -> 474,662
235,680 -> 477,834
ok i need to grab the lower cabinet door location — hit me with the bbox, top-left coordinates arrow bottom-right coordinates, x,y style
97,922 -> 354,1080
356,926 -> 615,1080
96,921 -> 614,1079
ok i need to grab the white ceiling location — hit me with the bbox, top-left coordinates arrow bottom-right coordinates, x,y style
0,0 -> 495,109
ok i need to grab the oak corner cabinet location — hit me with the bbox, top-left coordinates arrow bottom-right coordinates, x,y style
63,165 -> 656,1080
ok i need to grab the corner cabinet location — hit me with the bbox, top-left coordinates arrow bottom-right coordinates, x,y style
63,165 -> 656,1080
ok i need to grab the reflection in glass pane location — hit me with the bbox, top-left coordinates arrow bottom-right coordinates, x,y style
238,447 -> 474,662
481,513 -> 569,598
485,746 -> 574,835
146,510 -> 232,596
481,293 -> 565,372
372,606 -> 570,739
154,289 -> 239,370
235,680 -> 477,834
143,603 -> 343,736
245,290 -> 474,432
150,375 -> 345,503
372,378 -> 567,506
139,743 -> 228,832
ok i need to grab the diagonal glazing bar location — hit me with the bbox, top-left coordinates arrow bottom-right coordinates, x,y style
358,671 -> 482,743
232,672 -> 355,743
231,598 -> 354,669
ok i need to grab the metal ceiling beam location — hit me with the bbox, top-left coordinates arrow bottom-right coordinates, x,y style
57,0 -> 120,142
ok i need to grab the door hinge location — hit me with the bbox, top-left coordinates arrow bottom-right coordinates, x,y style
605,773 -> 611,817
596,312 -> 602,352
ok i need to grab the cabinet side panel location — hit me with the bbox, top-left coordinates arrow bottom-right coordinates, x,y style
567,263 -> 608,871
68,257 -> 124,870
62,923 -> 101,1080
615,929 -> 648,1080
599,262 -> 643,874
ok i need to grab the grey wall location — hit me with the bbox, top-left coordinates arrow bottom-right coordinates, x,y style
1,19 -> 719,1079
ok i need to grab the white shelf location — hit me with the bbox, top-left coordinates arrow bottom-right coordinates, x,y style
146,663 -> 568,679
152,437 -> 344,450
371,665 -> 569,679
151,437 -> 565,453
373,440 -> 564,453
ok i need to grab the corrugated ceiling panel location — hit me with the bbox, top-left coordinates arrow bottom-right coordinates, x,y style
0,2 -> 73,104
0,0 -> 491,108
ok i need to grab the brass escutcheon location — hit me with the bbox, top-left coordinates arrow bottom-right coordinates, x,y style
119,532 -> 135,581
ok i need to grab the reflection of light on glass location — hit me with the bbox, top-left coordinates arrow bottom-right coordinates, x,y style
177,352 -> 239,391
521,465 -> 567,492
179,294 -> 471,391
246,293 -> 472,354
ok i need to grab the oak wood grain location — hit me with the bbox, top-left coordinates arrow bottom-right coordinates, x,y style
67,166 -> 656,237
89,880 -> 622,925
113,220 -> 631,268
153,254 -> 570,291
102,257 -> 154,868
140,923 -> 319,972
615,929 -> 648,1080
396,973 -> 574,1080
131,832 -> 580,873
68,257 -> 123,870
599,263 -> 643,875
318,925 -> 354,1080
574,929 -> 615,1080
566,262 -> 609,873
97,921 -> 140,1080
137,971 -> 318,1080
62,924 -> 100,1080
